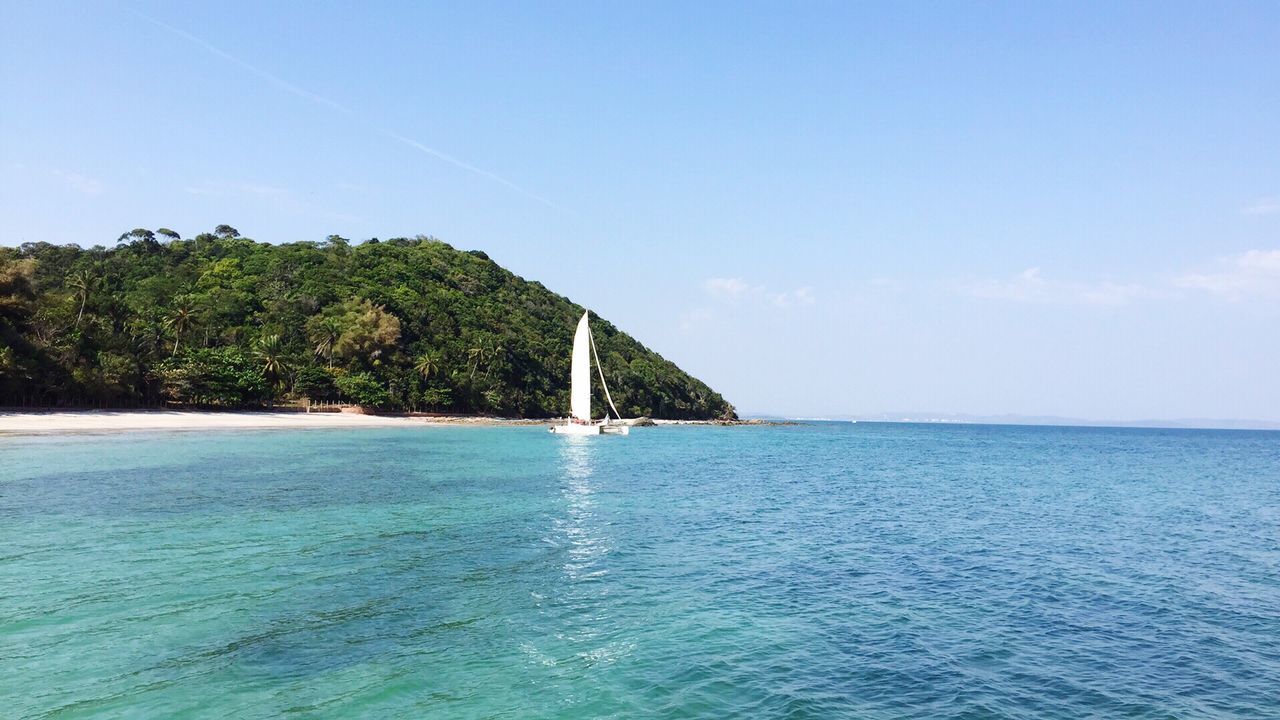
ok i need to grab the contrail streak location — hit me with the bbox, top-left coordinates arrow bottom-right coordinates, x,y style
131,10 -> 561,211
375,129 -> 560,210
132,12 -> 353,115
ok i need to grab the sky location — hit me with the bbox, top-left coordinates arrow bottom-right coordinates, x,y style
2,1 -> 1279,421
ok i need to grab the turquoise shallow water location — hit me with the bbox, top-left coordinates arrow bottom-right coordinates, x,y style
2,423 -> 1279,719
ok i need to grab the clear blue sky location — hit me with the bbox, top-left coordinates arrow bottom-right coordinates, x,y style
3,1 -> 1278,420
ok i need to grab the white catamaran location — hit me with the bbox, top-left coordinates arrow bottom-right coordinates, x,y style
550,311 -> 630,436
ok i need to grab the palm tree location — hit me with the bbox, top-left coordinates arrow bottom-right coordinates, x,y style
165,303 -> 194,356
68,270 -> 96,328
467,345 -> 484,379
482,343 -> 505,379
129,317 -> 166,358
255,334 -> 286,405
414,352 -> 440,380
309,317 -> 343,368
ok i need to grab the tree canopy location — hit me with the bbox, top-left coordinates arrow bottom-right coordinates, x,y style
0,228 -> 736,419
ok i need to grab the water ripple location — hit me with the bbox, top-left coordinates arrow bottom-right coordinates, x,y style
2,424 -> 1279,718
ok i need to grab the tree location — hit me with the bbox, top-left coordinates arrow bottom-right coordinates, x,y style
421,387 -> 452,411
483,342 -> 504,379
68,270 -> 97,328
0,258 -> 37,327
214,224 -> 240,239
129,315 -> 167,360
292,365 -> 337,400
482,388 -> 502,412
155,348 -> 267,406
165,302 -> 195,356
156,228 -> 181,241
117,228 -> 157,246
307,315 -> 343,368
332,299 -> 401,367
466,344 -> 484,379
254,334 -> 286,403
335,371 -> 391,408
414,351 -> 440,380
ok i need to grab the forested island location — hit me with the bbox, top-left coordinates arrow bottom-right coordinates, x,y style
0,226 -> 735,419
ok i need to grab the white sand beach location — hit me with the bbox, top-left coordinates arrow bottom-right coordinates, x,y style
0,410 -> 542,435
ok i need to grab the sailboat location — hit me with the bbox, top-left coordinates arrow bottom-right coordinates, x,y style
549,311 -> 630,436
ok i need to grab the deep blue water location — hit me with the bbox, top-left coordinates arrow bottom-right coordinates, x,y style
2,422 -> 1279,718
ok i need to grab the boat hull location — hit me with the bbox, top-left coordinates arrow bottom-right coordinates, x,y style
550,423 -> 602,435
549,423 -> 630,436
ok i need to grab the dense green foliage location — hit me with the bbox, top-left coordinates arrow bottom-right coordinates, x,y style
0,227 -> 735,419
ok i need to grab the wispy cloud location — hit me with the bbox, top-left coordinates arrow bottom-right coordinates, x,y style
963,268 -> 1151,306
1176,250 -> 1280,299
51,169 -> 104,196
966,250 -> 1280,306
1242,196 -> 1280,216
132,10 -> 559,211
770,286 -> 816,308
704,277 -> 816,307
704,277 -> 752,302
683,277 -> 815,333
679,308 -> 714,334
5,163 -> 107,195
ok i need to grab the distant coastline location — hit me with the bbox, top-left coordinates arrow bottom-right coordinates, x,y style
754,413 -> 1280,432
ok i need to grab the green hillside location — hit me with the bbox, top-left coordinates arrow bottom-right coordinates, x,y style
0,226 -> 735,419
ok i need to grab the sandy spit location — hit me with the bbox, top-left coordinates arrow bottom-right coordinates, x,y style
0,410 -> 549,436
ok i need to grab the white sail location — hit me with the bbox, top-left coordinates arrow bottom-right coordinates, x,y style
570,311 -> 591,421
589,322 -> 623,422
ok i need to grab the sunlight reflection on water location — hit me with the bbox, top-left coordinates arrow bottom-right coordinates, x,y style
4,425 -> 1279,718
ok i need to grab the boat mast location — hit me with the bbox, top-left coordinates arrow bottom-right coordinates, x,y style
588,322 -> 623,421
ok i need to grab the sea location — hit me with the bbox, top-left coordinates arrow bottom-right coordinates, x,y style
2,422 -> 1278,719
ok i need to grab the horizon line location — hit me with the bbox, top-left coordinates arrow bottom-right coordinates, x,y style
744,413 -> 1280,432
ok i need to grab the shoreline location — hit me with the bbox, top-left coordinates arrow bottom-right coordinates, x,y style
0,410 -> 543,436
0,410 -> 760,437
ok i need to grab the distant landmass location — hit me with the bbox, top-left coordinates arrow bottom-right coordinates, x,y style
748,412 -> 1280,431
0,226 -> 735,419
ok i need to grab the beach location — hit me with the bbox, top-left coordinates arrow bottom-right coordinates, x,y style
0,410 -> 548,435
0,410 -> 751,435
